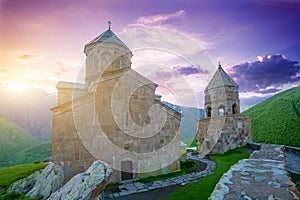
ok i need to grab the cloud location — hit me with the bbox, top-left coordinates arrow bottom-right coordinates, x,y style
240,95 -> 272,111
17,54 -> 39,60
229,54 -> 300,94
55,62 -> 81,76
134,10 -> 185,26
174,66 -> 209,76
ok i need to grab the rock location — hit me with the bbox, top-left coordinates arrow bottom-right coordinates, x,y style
27,162 -> 64,199
267,181 -> 281,188
268,195 -> 275,200
254,176 -> 265,182
8,169 -> 43,194
48,160 -> 112,200
242,196 -> 252,200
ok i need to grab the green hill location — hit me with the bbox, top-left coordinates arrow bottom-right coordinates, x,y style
11,141 -> 52,165
0,116 -> 51,167
0,116 -> 38,166
243,86 -> 300,147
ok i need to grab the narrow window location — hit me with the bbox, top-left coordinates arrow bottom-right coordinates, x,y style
207,106 -> 212,117
218,106 -> 225,116
120,58 -> 123,69
232,104 -> 237,114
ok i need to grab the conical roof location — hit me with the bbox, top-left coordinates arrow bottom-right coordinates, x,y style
205,66 -> 238,91
85,29 -> 130,50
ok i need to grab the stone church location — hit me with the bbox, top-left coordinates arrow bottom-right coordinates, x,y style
196,64 -> 252,155
51,25 -> 181,183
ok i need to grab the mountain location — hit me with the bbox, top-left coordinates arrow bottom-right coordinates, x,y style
0,115 -> 52,167
0,115 -> 38,166
0,85 -> 56,141
162,101 -> 204,145
243,86 -> 300,147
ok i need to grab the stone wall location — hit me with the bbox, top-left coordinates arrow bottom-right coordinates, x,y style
204,86 -> 240,118
52,69 -> 181,183
196,115 -> 252,154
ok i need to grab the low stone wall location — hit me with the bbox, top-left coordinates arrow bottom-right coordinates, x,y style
209,144 -> 300,200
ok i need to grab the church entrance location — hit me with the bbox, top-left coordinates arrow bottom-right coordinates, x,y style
121,160 -> 133,180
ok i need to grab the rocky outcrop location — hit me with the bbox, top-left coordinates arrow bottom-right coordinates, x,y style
26,162 -> 64,199
8,169 -> 43,193
48,160 -> 112,200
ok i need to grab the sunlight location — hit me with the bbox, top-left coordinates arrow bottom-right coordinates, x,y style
7,82 -> 28,90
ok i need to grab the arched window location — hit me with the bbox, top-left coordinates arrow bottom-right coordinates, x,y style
218,105 -> 225,116
120,58 -> 123,69
207,106 -> 212,117
232,103 -> 237,114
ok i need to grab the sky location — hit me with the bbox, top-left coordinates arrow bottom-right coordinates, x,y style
0,0 -> 299,110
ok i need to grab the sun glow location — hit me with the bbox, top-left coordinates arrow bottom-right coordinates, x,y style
7,82 -> 29,90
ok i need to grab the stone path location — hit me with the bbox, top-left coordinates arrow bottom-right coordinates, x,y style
209,144 -> 300,200
105,155 -> 216,199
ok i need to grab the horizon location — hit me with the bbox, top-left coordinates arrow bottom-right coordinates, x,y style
1,0 -> 299,109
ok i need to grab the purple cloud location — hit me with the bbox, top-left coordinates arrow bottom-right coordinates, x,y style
174,66 -> 209,76
229,55 -> 300,93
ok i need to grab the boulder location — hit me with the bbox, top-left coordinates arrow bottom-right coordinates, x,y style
27,162 -> 64,199
8,169 -> 43,194
48,160 -> 112,200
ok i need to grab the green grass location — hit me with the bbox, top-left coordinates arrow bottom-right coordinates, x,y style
0,163 -> 46,189
164,146 -> 249,200
106,159 -> 201,192
0,191 -> 36,200
243,85 -> 300,147
11,142 -> 52,165
138,159 -> 200,183
0,116 -> 39,167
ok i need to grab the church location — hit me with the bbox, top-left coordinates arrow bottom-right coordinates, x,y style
196,64 -> 252,155
51,24 -> 182,183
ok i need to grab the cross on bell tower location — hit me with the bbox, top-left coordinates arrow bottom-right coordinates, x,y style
108,21 -> 112,30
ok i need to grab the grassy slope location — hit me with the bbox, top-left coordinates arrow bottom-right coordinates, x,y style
243,86 -> 300,147
0,163 -> 46,189
11,141 -> 52,166
0,116 -> 38,167
165,147 -> 249,200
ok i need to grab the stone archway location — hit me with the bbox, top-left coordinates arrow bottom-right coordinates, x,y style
121,160 -> 133,181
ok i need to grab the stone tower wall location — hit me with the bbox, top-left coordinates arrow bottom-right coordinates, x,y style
196,115 -> 252,154
204,86 -> 240,118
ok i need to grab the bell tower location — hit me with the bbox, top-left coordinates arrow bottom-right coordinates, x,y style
83,22 -> 133,92
196,63 -> 252,154
204,63 -> 240,118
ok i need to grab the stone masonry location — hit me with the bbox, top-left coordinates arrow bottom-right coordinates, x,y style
196,65 -> 252,154
51,25 -> 182,183
209,144 -> 300,199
